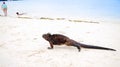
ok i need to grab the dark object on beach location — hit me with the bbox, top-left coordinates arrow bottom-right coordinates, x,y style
16,12 -> 26,16
42,33 -> 116,52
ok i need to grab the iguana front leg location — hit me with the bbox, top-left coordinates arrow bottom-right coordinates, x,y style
48,42 -> 54,49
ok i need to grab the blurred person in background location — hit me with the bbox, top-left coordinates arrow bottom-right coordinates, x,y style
1,2 -> 7,16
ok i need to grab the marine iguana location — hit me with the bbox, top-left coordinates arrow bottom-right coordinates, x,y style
42,33 -> 116,52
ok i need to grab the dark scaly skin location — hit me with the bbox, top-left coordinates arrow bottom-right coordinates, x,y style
42,33 -> 116,52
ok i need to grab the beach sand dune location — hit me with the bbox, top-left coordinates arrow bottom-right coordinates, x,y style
0,17 -> 120,67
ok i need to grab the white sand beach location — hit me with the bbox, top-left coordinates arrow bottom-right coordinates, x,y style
0,16 -> 120,67
0,0 -> 120,67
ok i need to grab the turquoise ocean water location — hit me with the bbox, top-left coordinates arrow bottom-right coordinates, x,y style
0,0 -> 120,22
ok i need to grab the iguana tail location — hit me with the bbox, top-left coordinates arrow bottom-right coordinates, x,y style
80,44 -> 116,51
